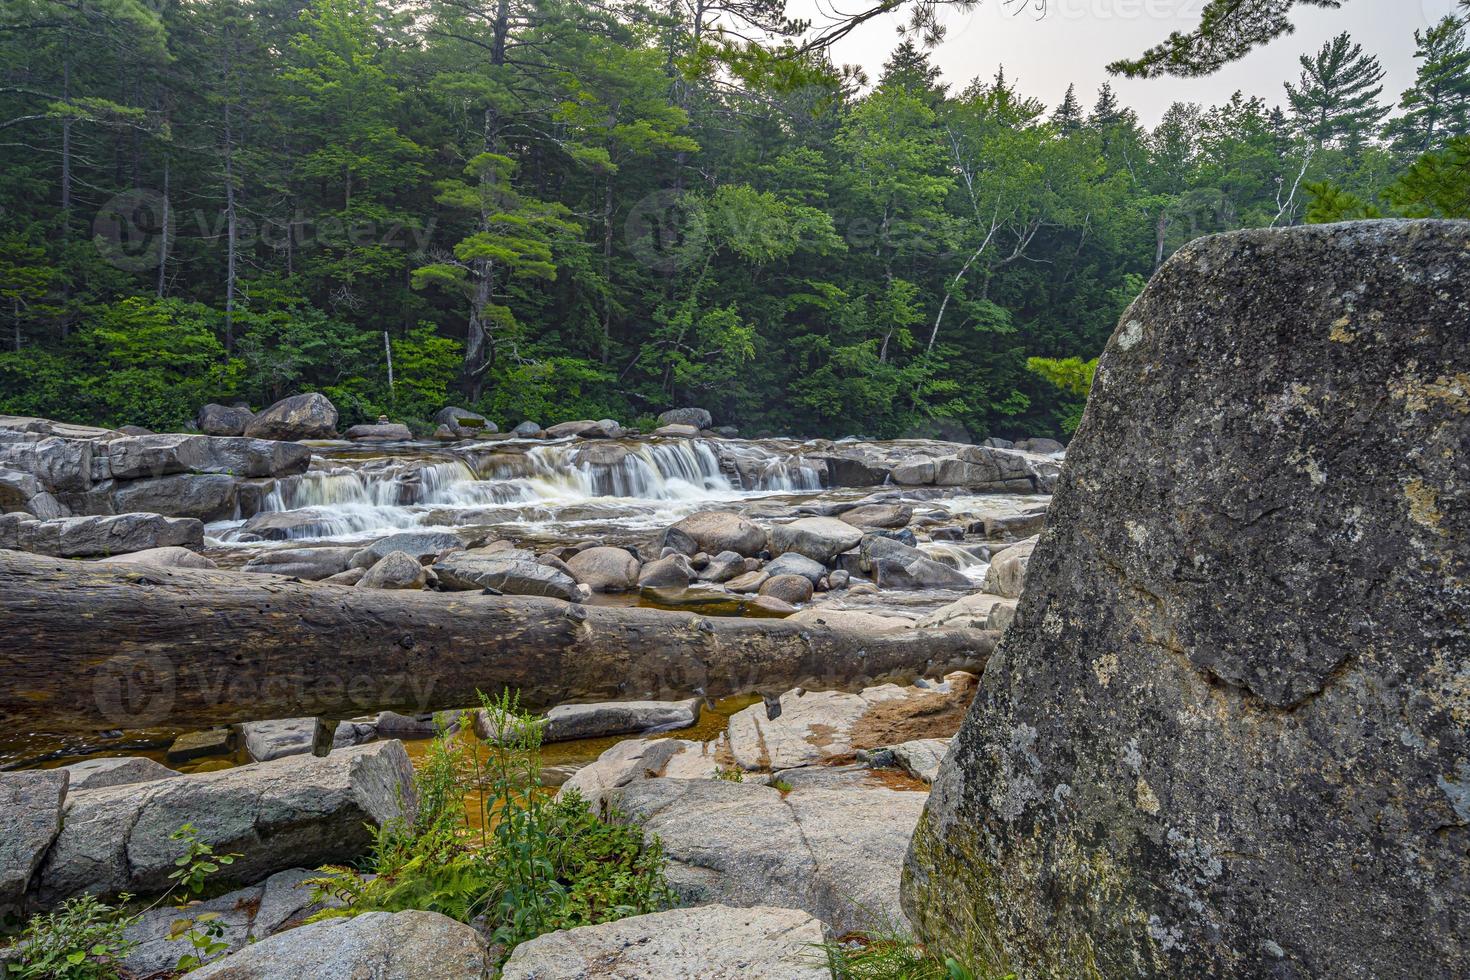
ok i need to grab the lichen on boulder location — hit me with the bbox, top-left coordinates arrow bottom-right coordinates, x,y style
902,221 -> 1470,978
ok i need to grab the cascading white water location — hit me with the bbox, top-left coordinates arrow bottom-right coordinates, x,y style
922,541 -> 991,584
222,439 -> 823,542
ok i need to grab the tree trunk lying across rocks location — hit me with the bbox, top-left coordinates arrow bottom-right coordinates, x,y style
0,549 -> 995,734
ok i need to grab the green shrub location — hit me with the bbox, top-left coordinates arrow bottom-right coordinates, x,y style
3,896 -> 138,980
309,691 -> 673,960
820,922 -> 1013,980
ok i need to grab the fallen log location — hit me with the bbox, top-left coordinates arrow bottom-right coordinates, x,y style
0,549 -> 996,734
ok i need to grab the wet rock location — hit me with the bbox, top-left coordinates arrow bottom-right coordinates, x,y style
242,546 -> 358,580
61,757 -> 179,791
654,423 -> 701,438
243,393 -> 339,441
197,403 -> 255,437
358,551 -> 428,590
750,595 -> 798,615
638,553 -> 694,588
725,569 -> 768,593
759,574 -> 813,605
566,546 -> 641,592
166,728 -> 236,763
858,535 -> 973,591
657,407 -> 714,430
433,552 -> 579,600
350,530 -> 465,568
188,910 -> 487,980
606,776 -> 925,935
241,718 -> 376,763
768,516 -> 862,564
839,503 -> 913,529
764,552 -> 825,585
544,698 -> 701,742
502,904 -> 827,980
343,423 -> 413,441
663,511 -> 767,557
903,222 -> 1470,978
0,512 -> 204,558
982,535 -> 1036,598
0,770 -> 68,919
696,549 -> 746,583
94,546 -> 216,569
570,442 -> 629,468
35,741 -> 415,905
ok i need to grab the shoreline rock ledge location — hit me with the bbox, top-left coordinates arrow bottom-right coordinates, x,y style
902,221 -> 1469,978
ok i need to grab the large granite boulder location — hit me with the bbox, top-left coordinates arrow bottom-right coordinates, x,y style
858,534 -> 973,591
565,546 -> 640,592
656,407 -> 714,430
98,434 -> 311,481
189,910 -> 488,979
502,905 -> 827,980
0,770 -> 68,919
34,740 -> 415,905
243,393 -> 338,441
662,511 -> 767,557
0,513 -> 204,558
433,552 -> 579,600
903,222 -> 1470,978
981,535 -> 1036,598
767,516 -> 862,564
197,403 -> 255,437
358,550 -> 428,590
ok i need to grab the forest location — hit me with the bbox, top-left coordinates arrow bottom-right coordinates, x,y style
1,0 -> 1468,439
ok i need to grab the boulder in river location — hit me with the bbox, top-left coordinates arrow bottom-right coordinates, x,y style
243,393 -> 339,441
839,502 -> 913,529
543,698 -> 701,742
763,552 -> 826,585
637,553 -> 694,588
0,512 -> 203,558
433,552 -> 580,600
657,407 -> 714,429
350,530 -> 465,568
34,740 -> 415,905
981,535 -> 1035,598
502,904 -> 827,980
512,420 -> 543,438
545,419 -> 617,439
189,910 -> 487,980
196,403 -> 255,437
758,573 -> 813,605
663,511 -> 767,558
358,550 -> 428,590
768,516 -> 863,564
432,406 -> 495,433
242,546 -> 358,580
566,546 -> 640,592
343,422 -> 413,441
240,717 -> 377,763
903,221 -> 1470,978
858,534 -> 973,591
695,549 -> 746,583
653,423 -> 700,438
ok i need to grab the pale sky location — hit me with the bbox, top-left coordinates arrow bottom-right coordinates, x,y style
791,0 -> 1458,127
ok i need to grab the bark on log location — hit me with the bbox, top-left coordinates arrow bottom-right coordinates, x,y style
0,550 -> 995,734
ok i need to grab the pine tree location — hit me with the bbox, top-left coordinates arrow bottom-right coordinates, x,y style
1385,14 -> 1470,156
1090,83 -> 1126,128
1285,32 -> 1388,151
1052,83 -> 1083,133
878,39 -> 947,106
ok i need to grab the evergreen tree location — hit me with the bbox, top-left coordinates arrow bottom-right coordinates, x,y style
1052,83 -> 1083,133
1386,14 -> 1470,156
1285,32 -> 1388,152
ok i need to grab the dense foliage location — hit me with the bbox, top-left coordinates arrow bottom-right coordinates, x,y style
308,693 -> 673,961
1,1 -> 1468,438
